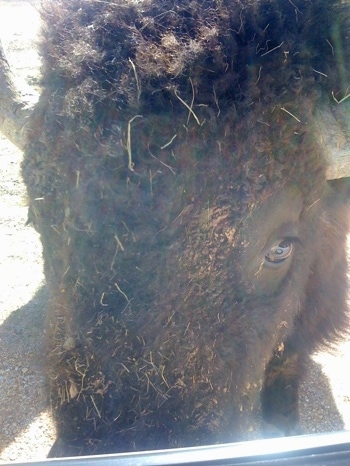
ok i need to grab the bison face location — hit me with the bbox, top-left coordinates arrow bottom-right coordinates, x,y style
41,131 -> 348,453
21,0 -> 350,456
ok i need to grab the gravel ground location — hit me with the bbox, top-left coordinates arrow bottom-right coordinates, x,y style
0,1 -> 349,463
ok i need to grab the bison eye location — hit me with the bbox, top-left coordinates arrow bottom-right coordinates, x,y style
264,239 -> 294,265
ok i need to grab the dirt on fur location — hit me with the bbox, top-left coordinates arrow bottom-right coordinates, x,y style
0,0 -> 349,462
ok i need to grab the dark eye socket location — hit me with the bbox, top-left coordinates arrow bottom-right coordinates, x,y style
264,239 -> 295,265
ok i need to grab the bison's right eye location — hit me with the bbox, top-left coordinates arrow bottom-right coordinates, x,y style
264,239 -> 295,266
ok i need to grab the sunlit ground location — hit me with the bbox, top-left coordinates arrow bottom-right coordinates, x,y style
313,340 -> 350,431
0,413 -> 55,462
0,0 -> 41,92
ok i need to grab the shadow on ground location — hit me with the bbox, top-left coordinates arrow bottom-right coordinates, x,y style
0,285 -> 53,457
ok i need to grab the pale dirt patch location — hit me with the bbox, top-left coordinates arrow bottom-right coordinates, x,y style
0,0 -> 349,463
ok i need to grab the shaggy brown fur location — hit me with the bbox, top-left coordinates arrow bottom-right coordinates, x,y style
22,0 -> 350,456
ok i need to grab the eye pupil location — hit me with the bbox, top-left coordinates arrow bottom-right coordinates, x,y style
265,240 -> 293,264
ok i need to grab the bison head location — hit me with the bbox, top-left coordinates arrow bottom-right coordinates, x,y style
22,0 -> 350,456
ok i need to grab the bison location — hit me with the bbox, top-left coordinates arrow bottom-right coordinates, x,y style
14,0 -> 350,457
